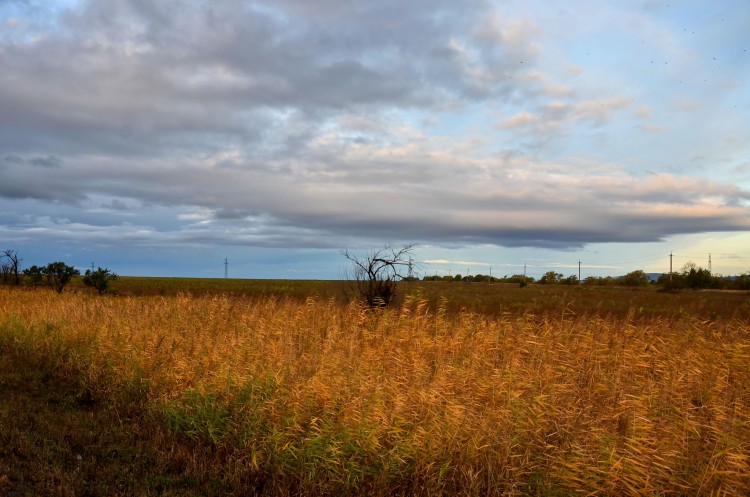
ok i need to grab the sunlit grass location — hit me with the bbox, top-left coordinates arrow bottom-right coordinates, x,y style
1,286 -> 749,495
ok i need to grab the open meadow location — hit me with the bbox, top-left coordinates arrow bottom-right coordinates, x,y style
1,280 -> 749,496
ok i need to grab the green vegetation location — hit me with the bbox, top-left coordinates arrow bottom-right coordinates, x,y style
82,266 -> 118,294
41,261 -> 80,293
21,265 -> 44,287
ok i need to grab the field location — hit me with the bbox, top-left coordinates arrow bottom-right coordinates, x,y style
1,280 -> 749,496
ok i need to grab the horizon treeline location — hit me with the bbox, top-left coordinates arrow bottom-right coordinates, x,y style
422,266 -> 750,290
3,248 -> 750,291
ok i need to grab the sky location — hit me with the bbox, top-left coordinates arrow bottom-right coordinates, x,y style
1,0 -> 749,280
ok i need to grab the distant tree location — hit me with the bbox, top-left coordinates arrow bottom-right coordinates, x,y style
0,260 -> 9,284
342,244 -> 417,307
499,274 -> 532,287
22,265 -> 44,287
82,267 -> 117,294
539,271 -> 563,284
682,263 -> 713,289
561,275 -> 578,285
657,272 -> 683,291
657,262 -> 717,291
621,269 -> 649,287
2,250 -> 22,285
42,262 -> 80,293
733,273 -> 750,291
592,276 -> 618,286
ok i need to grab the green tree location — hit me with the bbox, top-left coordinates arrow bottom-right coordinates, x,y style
733,273 -> 750,291
682,263 -> 713,289
539,271 -> 563,284
22,265 -> 44,287
657,272 -> 684,291
621,270 -> 649,287
42,262 -> 80,293
83,267 -> 117,294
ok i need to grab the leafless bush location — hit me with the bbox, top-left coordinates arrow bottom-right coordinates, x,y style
341,244 -> 417,307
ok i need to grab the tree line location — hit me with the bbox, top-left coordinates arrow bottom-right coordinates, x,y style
422,266 -> 750,291
1,249 -> 117,294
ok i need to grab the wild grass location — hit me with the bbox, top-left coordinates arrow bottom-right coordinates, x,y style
107,276 -> 750,321
1,286 -> 749,495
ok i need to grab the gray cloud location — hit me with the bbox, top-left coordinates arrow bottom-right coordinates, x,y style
3,155 -> 25,164
0,0 -> 748,259
1,0 -> 538,158
4,141 -> 747,251
30,155 -> 62,168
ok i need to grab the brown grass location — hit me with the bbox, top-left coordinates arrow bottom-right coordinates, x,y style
1,286 -> 749,495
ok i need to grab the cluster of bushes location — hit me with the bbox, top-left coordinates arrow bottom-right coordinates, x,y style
1,249 -> 116,294
656,263 -> 750,291
584,270 -> 652,287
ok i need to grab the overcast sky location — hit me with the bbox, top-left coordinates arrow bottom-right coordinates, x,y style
1,0 -> 749,279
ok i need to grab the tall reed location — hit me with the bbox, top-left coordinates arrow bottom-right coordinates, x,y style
1,288 -> 748,495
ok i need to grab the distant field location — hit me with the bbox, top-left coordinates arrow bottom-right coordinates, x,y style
81,276 -> 750,320
107,276 -> 350,299
1,281 -> 749,495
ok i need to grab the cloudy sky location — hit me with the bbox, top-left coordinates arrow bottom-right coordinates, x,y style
1,0 -> 749,279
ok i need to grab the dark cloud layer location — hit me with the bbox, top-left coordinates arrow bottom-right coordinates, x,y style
0,0 -> 749,261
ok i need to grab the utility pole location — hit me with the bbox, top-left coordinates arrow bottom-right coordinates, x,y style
224,258 -> 228,279
708,253 -> 712,275
578,260 -> 581,284
669,252 -> 673,282
489,267 -> 492,284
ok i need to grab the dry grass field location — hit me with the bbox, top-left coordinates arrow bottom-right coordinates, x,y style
1,282 -> 749,495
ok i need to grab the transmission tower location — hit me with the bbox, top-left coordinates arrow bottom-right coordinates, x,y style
224,258 -> 228,279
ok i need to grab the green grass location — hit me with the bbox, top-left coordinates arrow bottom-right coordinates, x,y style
0,342 -> 215,496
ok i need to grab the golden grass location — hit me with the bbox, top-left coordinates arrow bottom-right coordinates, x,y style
1,287 -> 749,495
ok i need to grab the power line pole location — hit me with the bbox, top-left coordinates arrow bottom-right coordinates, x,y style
708,253 -> 712,274
669,252 -> 673,282
224,258 -> 228,279
489,267 -> 492,284
578,260 -> 581,284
